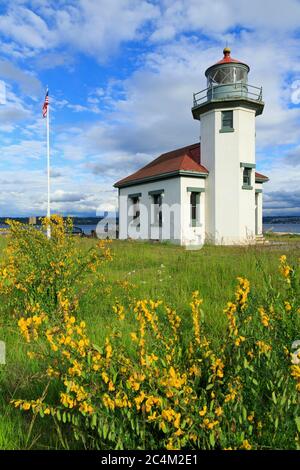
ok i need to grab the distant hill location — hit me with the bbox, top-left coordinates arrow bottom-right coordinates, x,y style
263,216 -> 300,224
0,216 -> 119,226
0,215 -> 298,226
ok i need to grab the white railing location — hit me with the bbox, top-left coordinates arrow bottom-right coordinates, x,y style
193,83 -> 263,107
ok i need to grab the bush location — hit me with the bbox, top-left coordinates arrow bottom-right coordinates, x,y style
1,218 -> 300,449
0,216 -> 111,321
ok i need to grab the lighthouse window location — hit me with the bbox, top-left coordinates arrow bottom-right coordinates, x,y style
243,167 -> 252,187
221,110 -> 233,130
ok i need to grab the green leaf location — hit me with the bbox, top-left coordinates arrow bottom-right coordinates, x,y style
206,384 -> 214,390
295,417 -> 300,433
103,422 -> 109,439
209,432 -> 215,447
91,414 -> 97,428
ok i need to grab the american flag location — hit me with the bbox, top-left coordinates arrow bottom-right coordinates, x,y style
42,88 -> 49,118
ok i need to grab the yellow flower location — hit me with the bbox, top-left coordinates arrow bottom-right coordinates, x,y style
130,332 -> 138,342
27,351 -> 36,359
79,401 -> 94,414
160,366 -> 187,389
22,402 -> 31,411
210,357 -> 224,380
202,418 -> 219,430
258,307 -> 270,327
291,365 -> 300,379
102,394 -> 115,410
134,392 -> 146,411
105,338 -> 113,362
235,335 -> 246,346
241,439 -> 252,450
199,405 -> 207,417
284,301 -> 292,312
256,340 -> 272,354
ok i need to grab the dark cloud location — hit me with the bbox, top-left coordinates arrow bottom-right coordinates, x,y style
0,60 -> 42,96
87,153 -> 152,178
50,170 -> 63,178
51,192 -> 86,203
264,190 -> 300,210
284,147 -> 300,166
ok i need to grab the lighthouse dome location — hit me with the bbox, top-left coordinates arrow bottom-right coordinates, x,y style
204,48 -> 250,101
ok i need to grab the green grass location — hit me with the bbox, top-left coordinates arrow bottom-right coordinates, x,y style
0,236 -> 299,449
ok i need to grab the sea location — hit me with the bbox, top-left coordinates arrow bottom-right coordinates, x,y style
263,224 -> 300,234
1,223 -> 300,235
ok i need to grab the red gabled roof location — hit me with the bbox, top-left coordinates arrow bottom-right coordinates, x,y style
114,142 -> 269,188
255,171 -> 269,182
114,143 -> 208,188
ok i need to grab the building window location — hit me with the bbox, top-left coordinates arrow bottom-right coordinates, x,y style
190,192 -> 200,227
243,167 -> 252,188
128,193 -> 141,227
152,193 -> 162,227
221,110 -> 233,131
132,197 -> 140,220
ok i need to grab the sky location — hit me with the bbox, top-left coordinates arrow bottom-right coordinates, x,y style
0,0 -> 300,217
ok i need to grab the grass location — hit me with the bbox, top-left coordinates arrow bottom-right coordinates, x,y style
0,235 -> 299,449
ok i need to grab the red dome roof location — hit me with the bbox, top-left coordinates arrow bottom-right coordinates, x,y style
211,47 -> 249,70
217,47 -> 242,64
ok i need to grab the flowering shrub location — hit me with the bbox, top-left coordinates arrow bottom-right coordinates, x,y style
0,216 -> 112,321
1,220 -> 300,449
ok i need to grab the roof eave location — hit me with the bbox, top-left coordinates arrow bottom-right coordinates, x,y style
114,169 -> 208,189
255,177 -> 269,183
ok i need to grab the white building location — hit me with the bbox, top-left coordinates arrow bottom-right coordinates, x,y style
114,48 -> 269,246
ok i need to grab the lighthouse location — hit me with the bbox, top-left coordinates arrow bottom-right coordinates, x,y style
115,47 -> 268,246
191,47 -> 265,244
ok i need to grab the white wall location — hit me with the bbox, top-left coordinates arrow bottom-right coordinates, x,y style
180,177 -> 206,247
255,184 -> 263,235
200,106 -> 257,244
118,176 -> 206,245
119,178 -> 182,243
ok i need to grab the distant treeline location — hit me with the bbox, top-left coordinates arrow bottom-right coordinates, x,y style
263,216 -> 300,224
0,216 -> 109,226
1,215 -> 299,226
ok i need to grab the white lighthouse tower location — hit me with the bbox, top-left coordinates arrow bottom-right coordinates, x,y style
192,47 -> 265,244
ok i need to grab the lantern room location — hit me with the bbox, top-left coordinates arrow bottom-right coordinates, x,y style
192,47 -> 264,119
205,47 -> 249,100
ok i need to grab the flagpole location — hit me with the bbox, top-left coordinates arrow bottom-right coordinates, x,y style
46,90 -> 51,239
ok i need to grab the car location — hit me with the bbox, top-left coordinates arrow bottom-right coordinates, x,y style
70,226 -> 85,237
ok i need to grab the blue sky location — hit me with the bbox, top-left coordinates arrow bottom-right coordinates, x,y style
0,0 -> 300,217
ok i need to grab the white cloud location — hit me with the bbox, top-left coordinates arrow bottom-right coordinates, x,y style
0,1 -> 159,61
1,0 -> 300,216
151,0 -> 300,42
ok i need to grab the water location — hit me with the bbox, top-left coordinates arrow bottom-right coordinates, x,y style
0,223 -> 98,235
80,224 -> 300,235
2,223 -> 300,235
76,224 -> 98,235
263,223 -> 300,234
